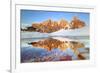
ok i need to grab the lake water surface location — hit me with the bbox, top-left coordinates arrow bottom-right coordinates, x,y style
21,36 -> 89,63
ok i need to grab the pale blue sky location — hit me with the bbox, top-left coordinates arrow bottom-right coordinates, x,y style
21,10 -> 90,26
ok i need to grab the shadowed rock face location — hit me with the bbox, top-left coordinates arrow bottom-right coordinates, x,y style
28,38 -> 85,52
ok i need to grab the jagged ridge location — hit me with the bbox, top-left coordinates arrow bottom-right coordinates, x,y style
21,16 -> 85,33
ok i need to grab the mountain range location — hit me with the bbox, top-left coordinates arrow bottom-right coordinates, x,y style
21,16 -> 85,33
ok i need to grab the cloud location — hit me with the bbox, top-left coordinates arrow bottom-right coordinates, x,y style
21,24 -> 31,29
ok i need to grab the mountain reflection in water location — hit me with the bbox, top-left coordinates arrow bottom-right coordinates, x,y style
21,37 -> 89,63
